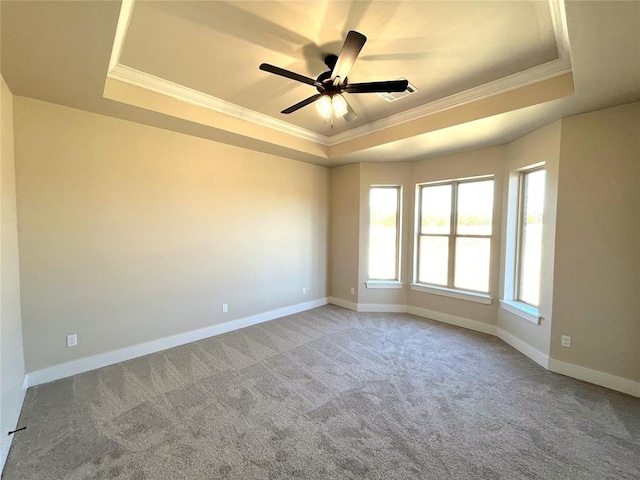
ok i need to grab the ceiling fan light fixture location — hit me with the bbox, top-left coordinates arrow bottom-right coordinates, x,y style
316,95 -> 332,120
262,31 -> 404,123
332,93 -> 348,117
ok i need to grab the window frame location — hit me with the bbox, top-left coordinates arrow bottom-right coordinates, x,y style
514,166 -> 545,307
415,176 -> 494,295
367,185 -> 402,284
500,163 -> 545,324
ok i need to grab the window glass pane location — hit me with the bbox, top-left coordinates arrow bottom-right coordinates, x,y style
453,238 -> 491,292
519,169 -> 545,306
421,185 -> 451,234
457,180 -> 494,235
454,237 -> 490,292
369,187 -> 399,279
418,236 -> 448,285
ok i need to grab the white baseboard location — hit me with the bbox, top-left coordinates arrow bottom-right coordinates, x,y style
357,303 -> 407,313
25,298 -> 328,388
0,385 -> 27,474
398,304 -> 638,397
23,297 -> 640,399
407,305 -> 497,336
496,328 -> 549,369
328,296 -> 357,311
548,358 -> 640,398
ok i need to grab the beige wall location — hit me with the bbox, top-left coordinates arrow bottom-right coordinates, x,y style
551,102 -> 640,381
328,164 -> 360,304
7,90 -> 639,392
498,121 -> 561,355
407,147 -> 505,325
332,146 -> 506,325
13,97 -> 329,373
0,76 -> 26,468
327,103 -> 639,390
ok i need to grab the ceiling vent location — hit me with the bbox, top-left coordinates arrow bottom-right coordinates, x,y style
378,78 -> 418,102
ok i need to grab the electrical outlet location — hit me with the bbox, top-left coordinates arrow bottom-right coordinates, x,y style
222,304 -> 228,313
67,334 -> 78,347
561,335 -> 571,348
302,287 -> 307,295
350,287 -> 355,295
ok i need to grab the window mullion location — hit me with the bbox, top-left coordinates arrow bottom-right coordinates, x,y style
448,182 -> 458,288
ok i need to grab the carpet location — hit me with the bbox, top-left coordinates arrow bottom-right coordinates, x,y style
3,305 -> 639,479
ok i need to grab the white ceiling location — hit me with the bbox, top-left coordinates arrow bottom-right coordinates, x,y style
120,0 -> 558,135
1,1 -> 639,166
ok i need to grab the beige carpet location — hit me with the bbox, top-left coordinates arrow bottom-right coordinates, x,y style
3,305 -> 639,479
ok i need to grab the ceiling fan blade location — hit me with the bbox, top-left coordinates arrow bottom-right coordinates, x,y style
331,30 -> 367,85
343,98 -> 358,122
260,63 -> 322,88
344,79 -> 409,94
281,94 -> 323,114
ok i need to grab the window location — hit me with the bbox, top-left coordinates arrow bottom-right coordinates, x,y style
416,177 -> 494,294
368,186 -> 401,282
515,167 -> 546,307
501,164 -> 545,323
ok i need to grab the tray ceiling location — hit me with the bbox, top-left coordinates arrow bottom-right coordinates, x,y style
118,0 -> 559,136
3,1 -> 638,166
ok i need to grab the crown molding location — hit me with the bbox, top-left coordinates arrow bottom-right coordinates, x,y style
109,0 -> 135,71
107,0 -> 573,153
327,0 -> 572,146
107,0 -> 329,146
107,64 -> 329,145
549,0 -> 572,64
326,60 -> 572,146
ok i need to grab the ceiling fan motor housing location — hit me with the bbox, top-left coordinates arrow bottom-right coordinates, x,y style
316,70 -> 345,95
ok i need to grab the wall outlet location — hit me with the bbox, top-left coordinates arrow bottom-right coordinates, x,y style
222,304 -> 228,313
561,335 -> 571,348
302,287 -> 307,295
350,287 -> 355,295
67,334 -> 78,347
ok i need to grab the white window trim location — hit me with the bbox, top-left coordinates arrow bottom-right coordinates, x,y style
414,176 -> 494,295
500,300 -> 540,325
368,185 -> 403,282
502,163 -> 545,324
411,283 -> 493,305
365,280 -> 404,289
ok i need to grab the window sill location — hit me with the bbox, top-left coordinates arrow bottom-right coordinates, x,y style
410,284 -> 493,305
500,300 -> 540,325
365,280 -> 403,289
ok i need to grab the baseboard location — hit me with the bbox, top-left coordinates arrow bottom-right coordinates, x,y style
387,301 -> 638,397
406,306 -> 497,336
496,328 -> 549,368
357,303 -> 407,313
23,297 -> 639,399
0,385 -> 27,474
328,296 -> 357,311
548,358 -> 640,398
25,298 -> 328,388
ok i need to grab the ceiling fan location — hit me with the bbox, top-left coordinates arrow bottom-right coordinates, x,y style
259,31 -> 409,123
